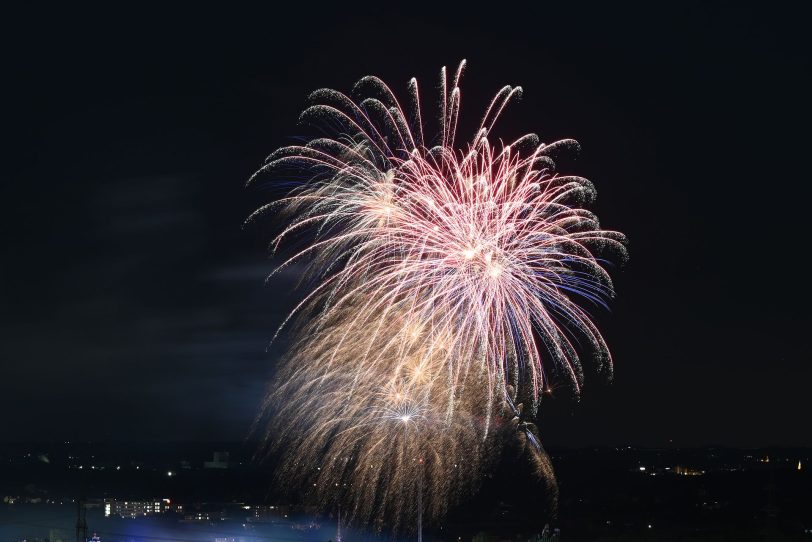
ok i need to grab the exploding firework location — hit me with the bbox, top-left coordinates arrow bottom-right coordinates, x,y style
251,59 -> 626,416
251,60 -> 626,530
262,297 -> 494,531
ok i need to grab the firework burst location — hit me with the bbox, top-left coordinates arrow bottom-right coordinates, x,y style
251,60 -> 626,530
262,298 -> 493,531
251,60 -> 626,415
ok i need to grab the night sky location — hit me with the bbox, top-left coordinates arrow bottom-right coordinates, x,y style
2,3 -> 810,447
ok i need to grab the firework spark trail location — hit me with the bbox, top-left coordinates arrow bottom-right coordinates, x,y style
261,298 -> 494,531
250,60 -> 626,415
251,61 -> 626,530
259,297 -> 556,529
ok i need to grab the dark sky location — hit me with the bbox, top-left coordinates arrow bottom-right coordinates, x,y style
2,3 -> 810,446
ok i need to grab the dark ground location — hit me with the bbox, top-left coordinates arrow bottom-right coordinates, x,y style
1,443 -> 809,540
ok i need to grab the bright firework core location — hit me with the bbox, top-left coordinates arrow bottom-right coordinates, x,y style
253,60 -> 626,531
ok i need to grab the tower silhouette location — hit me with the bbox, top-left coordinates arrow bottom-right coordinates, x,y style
75,498 -> 87,542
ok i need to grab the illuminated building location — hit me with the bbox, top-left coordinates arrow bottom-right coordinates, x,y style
104,499 -> 170,518
674,465 -> 704,476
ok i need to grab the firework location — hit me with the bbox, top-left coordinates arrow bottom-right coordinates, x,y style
251,60 -> 625,530
251,60 -> 625,414
261,297 -> 494,530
